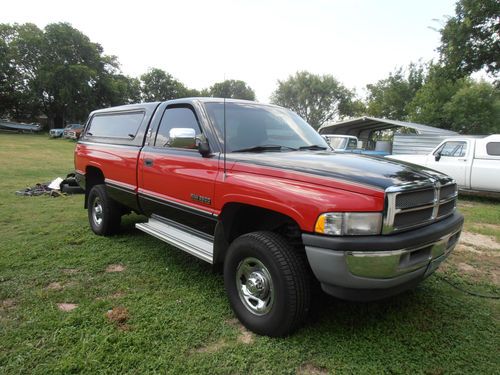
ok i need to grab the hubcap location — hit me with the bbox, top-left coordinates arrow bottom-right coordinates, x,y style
236,257 -> 274,315
92,197 -> 103,226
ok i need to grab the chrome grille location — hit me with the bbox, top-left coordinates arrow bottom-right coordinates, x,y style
395,188 -> 434,209
383,181 -> 458,234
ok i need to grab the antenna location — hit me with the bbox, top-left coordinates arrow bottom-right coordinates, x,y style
223,96 -> 227,178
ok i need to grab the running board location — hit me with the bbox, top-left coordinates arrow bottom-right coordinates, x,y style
136,218 -> 213,263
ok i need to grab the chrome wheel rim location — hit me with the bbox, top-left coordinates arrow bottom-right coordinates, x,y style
92,197 -> 103,226
236,257 -> 274,315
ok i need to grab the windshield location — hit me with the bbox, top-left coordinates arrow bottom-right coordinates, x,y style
325,136 -> 348,149
204,102 -> 328,152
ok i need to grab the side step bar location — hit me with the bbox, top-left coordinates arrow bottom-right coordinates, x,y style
136,218 -> 214,263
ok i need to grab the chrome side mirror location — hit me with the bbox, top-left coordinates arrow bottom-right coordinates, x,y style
168,128 -> 196,149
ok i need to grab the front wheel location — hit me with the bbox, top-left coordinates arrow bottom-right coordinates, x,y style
87,184 -> 121,235
223,231 -> 311,337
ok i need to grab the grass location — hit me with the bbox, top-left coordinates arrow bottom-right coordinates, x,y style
0,133 -> 499,374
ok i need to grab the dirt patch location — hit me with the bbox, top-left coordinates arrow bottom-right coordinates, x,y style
57,303 -> 78,312
47,282 -> 63,291
460,231 -> 500,251
96,291 -> 125,301
105,264 -> 126,273
106,306 -> 130,330
297,363 -> 329,375
1,298 -> 17,310
475,223 -> 500,231
455,244 -> 486,255
190,339 -> 228,354
61,268 -> 79,275
457,262 -> 476,273
227,318 -> 255,344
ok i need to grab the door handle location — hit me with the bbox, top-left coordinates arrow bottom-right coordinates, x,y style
144,159 -> 153,167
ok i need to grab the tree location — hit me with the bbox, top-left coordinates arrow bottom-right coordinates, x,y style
408,64 -> 499,134
270,71 -> 354,129
207,79 -> 255,100
443,81 -> 500,134
438,0 -> 500,78
408,64 -> 467,129
366,63 -> 425,120
0,23 -> 43,120
140,68 -> 189,102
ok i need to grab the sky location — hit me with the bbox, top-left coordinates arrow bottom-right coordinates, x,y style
1,0 -> 457,102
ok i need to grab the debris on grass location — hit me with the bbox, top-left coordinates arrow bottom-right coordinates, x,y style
57,303 -> 78,312
227,318 -> 255,344
106,306 -> 130,330
296,363 -> 329,375
105,264 -> 126,273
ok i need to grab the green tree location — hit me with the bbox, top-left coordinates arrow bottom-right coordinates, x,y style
0,23 -> 43,120
443,81 -> 500,134
140,68 -> 189,101
366,63 -> 425,120
207,79 -> 255,100
439,0 -> 500,78
270,71 -> 354,129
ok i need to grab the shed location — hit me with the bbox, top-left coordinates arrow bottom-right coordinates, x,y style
318,117 -> 458,155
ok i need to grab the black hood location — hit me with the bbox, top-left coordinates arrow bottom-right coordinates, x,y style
229,151 -> 451,190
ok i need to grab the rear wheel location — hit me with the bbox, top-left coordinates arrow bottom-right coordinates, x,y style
224,231 -> 311,337
87,184 -> 121,235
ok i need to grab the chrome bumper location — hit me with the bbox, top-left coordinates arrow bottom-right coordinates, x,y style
345,229 -> 460,279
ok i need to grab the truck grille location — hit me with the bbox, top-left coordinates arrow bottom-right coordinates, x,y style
383,182 -> 457,234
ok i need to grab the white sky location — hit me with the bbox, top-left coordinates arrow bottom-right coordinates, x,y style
1,0 -> 457,102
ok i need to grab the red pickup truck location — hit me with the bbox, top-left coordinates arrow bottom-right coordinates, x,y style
74,98 -> 464,336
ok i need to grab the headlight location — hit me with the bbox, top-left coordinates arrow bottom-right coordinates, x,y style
315,212 -> 382,236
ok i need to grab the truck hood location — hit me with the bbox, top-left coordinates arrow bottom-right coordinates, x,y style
228,151 -> 451,191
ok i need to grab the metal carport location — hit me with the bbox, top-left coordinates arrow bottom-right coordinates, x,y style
318,117 -> 458,155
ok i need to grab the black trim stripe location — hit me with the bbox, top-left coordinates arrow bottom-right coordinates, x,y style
138,191 -> 216,220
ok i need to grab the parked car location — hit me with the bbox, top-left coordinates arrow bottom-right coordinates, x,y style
63,123 -> 83,139
323,134 -> 390,156
74,99 -> 463,336
387,135 -> 500,196
49,128 -> 65,138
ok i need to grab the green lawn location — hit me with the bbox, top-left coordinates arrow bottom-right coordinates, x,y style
0,133 -> 498,374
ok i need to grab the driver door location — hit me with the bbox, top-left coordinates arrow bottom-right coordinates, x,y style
428,140 -> 469,187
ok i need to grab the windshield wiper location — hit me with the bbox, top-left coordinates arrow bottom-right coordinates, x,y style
298,144 -> 328,150
232,145 -> 298,153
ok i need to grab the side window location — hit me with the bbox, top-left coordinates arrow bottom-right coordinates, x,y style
486,142 -> 500,156
347,138 -> 357,150
88,112 -> 144,139
155,107 -> 202,148
438,141 -> 467,157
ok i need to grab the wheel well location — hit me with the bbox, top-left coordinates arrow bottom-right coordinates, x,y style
213,203 -> 303,267
84,166 -> 104,208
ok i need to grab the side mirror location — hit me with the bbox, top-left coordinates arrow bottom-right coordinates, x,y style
434,152 -> 441,162
197,136 -> 210,157
168,128 -> 196,149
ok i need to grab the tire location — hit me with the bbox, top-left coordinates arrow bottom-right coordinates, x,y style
61,183 -> 84,194
87,184 -> 121,235
223,231 -> 311,337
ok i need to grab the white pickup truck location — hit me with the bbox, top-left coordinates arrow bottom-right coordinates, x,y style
387,135 -> 500,196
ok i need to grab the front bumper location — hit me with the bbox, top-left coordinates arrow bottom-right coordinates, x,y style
302,212 -> 464,301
